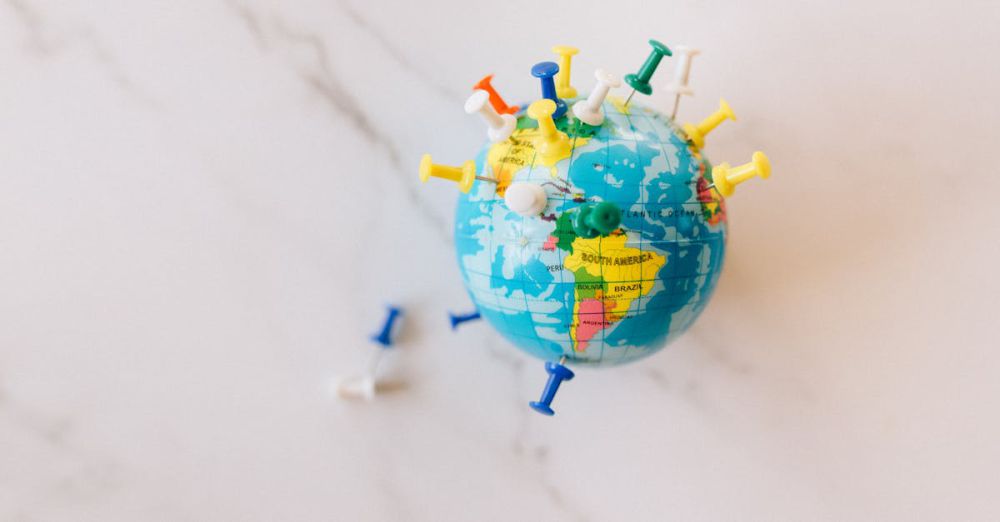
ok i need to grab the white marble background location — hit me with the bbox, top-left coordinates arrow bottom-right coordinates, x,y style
1,0 -> 999,520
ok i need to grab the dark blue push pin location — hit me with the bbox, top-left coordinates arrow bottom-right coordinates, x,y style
531,62 -> 567,119
371,305 -> 403,347
529,357 -> 574,416
448,310 -> 481,330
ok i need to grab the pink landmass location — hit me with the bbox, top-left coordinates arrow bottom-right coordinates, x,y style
574,298 -> 607,352
542,234 -> 558,251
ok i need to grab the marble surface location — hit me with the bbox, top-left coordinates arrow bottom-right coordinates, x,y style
2,0 -> 999,520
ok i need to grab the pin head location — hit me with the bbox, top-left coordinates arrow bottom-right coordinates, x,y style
718,99 -> 737,122
504,182 -> 548,217
648,39 -> 672,56
464,89 -> 490,114
595,68 -> 621,88
531,61 -> 560,79
675,45 -> 701,57
527,99 -> 557,120
473,74 -> 494,90
753,151 -> 771,179
587,202 -> 622,234
573,202 -> 622,238
419,154 -> 433,183
551,45 -> 579,57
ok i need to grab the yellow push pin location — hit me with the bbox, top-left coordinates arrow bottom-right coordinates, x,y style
527,99 -> 571,161
682,98 -> 737,149
418,154 -> 496,193
551,45 -> 579,99
707,151 -> 771,197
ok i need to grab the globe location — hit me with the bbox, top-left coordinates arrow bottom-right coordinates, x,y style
454,96 -> 727,366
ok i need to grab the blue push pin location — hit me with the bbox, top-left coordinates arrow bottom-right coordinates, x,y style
531,62 -> 567,119
448,310 -> 481,330
371,305 -> 403,347
529,356 -> 575,416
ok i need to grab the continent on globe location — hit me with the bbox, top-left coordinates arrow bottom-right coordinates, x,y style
563,231 -> 666,352
417,40 -> 772,416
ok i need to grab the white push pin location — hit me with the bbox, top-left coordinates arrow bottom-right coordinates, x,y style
336,305 -> 402,401
572,69 -> 620,127
465,89 -> 517,143
504,182 -> 548,217
335,350 -> 383,400
664,46 -> 700,120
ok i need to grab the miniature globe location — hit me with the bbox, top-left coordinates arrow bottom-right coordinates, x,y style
455,97 -> 727,366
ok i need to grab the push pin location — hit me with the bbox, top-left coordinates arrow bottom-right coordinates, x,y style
504,181 -> 548,217
573,201 -> 622,238
371,305 -> 403,347
527,99 -> 571,161
337,305 -> 404,400
551,45 -> 580,98
419,154 -> 497,193
664,46 -> 700,120
624,39 -> 672,106
683,98 -> 736,149
572,69 -> 621,126
473,74 -> 519,115
705,151 -> 771,197
448,310 -> 482,330
531,62 -> 567,119
466,90 -> 516,143
529,356 -> 574,416
335,360 -> 379,400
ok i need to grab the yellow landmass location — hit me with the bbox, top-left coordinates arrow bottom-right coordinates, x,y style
606,95 -> 631,115
486,127 -> 589,196
563,232 -> 666,349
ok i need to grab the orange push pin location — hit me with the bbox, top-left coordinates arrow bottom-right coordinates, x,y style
682,98 -> 737,149
473,75 -> 519,115
527,99 -> 571,161
552,45 -> 580,98
707,151 -> 771,197
419,154 -> 496,193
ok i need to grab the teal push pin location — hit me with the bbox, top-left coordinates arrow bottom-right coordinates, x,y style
529,356 -> 574,416
623,39 -> 672,106
573,202 -> 622,238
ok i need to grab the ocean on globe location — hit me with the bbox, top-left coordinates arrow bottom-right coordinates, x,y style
454,96 -> 727,367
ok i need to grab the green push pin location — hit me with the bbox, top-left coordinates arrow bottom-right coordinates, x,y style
573,202 -> 622,238
623,39 -> 672,106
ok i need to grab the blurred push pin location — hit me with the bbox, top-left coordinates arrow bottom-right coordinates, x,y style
664,46 -> 700,120
449,310 -> 482,330
624,39 -> 672,106
572,69 -> 621,126
683,98 -> 736,149
527,99 -> 571,161
531,62 -> 567,119
371,305 -> 403,347
529,356 -> 574,416
706,151 -> 771,197
337,305 -> 404,400
466,90 -> 516,143
573,201 -> 622,238
419,154 -> 497,193
504,181 -> 548,217
473,74 -> 519,115
552,45 -> 580,98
